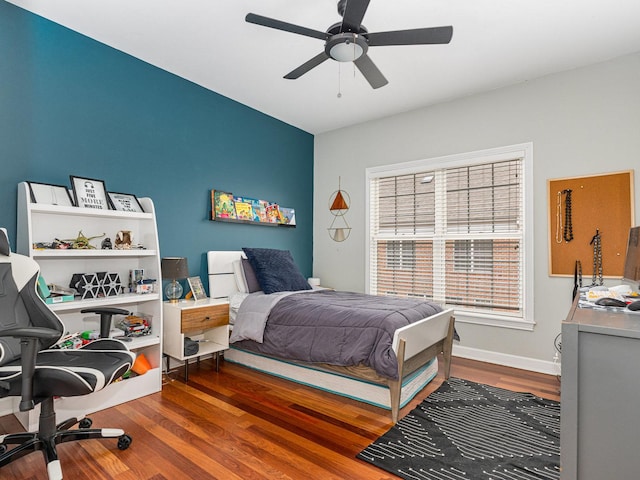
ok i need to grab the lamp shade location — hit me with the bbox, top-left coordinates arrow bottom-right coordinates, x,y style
161,257 -> 188,280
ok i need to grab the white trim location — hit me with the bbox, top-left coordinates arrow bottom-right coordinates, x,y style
366,143 -> 533,176
453,345 -> 560,376
366,142 -> 535,330
454,311 -> 535,331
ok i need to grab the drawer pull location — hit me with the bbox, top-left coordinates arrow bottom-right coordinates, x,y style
203,316 -> 210,321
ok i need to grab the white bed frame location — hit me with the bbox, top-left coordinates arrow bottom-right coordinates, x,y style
207,251 -> 455,423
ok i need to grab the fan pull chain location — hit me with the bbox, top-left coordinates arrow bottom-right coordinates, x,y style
337,62 -> 342,98
353,43 -> 357,79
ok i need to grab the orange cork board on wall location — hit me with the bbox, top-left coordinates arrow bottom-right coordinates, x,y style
548,170 -> 635,277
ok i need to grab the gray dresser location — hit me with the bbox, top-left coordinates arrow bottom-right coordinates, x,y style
561,299 -> 640,479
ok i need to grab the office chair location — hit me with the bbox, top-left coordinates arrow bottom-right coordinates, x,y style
0,229 -> 135,480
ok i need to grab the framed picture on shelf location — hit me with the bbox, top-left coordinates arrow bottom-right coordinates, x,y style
108,191 -> 145,213
187,276 -> 207,301
27,181 -> 74,207
70,176 -> 111,210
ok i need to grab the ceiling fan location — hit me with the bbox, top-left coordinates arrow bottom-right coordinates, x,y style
246,0 -> 453,89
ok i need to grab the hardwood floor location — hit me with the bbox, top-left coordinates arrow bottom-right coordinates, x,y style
1,356 -> 560,479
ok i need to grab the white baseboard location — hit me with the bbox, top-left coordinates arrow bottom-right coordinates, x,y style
453,345 -> 560,376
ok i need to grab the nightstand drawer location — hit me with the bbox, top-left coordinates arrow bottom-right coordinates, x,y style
181,304 -> 228,333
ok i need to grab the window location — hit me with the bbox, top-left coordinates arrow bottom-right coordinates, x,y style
367,144 -> 534,330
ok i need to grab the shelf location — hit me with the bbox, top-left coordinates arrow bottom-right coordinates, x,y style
29,203 -> 153,220
210,217 -> 295,228
47,293 -> 161,312
31,249 -> 157,259
124,334 -> 160,350
16,181 -> 163,430
181,340 -> 227,361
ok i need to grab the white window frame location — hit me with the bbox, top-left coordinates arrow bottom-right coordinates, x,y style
366,143 -> 535,331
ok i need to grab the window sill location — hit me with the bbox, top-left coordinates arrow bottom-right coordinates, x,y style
452,309 -> 535,331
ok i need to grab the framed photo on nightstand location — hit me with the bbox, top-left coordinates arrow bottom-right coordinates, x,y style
187,276 -> 207,301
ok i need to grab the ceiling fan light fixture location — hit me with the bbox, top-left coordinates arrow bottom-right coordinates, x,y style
326,33 -> 367,62
330,40 -> 363,62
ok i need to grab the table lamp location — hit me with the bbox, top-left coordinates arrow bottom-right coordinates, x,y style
161,257 -> 188,302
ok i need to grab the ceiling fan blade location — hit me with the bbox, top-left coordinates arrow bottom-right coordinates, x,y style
354,54 -> 388,89
246,13 -> 328,41
284,52 -> 330,79
367,26 -> 453,46
341,0 -> 370,32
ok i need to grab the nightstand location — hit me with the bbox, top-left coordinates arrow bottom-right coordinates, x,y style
163,298 -> 229,381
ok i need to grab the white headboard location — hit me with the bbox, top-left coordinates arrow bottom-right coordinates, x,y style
207,251 -> 244,299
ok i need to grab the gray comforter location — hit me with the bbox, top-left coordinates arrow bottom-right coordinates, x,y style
230,289 -> 443,379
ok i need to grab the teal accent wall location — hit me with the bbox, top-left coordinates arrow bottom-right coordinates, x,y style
0,2 -> 314,287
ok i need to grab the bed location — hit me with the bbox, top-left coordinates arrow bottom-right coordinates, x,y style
207,249 -> 455,423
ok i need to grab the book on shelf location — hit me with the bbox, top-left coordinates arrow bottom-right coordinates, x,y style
237,197 -> 268,223
256,199 -> 269,222
265,203 -> 281,223
211,190 -> 237,220
279,207 -> 296,226
233,196 -> 254,221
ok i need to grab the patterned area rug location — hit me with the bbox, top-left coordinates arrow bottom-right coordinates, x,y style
357,378 -> 560,480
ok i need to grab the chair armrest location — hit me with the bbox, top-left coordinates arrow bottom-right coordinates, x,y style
0,327 -> 62,342
0,327 -> 61,412
80,307 -> 131,316
81,307 -> 130,339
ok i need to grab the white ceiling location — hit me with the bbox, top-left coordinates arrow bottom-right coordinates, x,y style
7,0 -> 640,134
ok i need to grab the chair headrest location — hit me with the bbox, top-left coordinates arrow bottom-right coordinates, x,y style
0,229 -> 10,257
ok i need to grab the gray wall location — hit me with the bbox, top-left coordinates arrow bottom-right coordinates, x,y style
313,52 -> 640,368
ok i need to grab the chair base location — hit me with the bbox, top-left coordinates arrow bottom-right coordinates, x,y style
0,397 -> 132,480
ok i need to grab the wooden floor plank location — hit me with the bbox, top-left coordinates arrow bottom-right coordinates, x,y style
0,355 -> 560,479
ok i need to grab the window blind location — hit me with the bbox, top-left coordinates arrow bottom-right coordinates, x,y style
369,158 -> 524,317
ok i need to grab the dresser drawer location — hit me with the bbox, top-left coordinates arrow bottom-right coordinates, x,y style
181,304 -> 228,333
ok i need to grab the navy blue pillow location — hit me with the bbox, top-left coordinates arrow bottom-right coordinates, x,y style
242,248 -> 311,294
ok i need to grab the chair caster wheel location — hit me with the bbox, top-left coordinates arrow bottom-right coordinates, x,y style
118,434 -> 132,450
79,418 -> 93,429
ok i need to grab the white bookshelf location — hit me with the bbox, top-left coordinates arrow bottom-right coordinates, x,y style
15,181 -> 163,430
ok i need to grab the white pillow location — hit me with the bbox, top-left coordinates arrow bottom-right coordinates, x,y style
232,259 -> 248,293
228,292 -> 249,324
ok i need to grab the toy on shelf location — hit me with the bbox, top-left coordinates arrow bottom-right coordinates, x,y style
117,313 -> 152,337
56,231 -> 105,249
